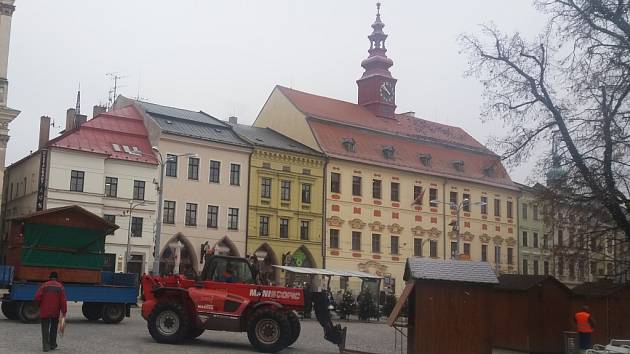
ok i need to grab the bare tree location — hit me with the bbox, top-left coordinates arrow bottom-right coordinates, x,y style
461,0 -> 630,241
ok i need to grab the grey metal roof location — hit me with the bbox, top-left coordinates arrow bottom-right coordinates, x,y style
272,266 -> 382,279
136,100 -> 228,127
133,100 -> 250,147
404,257 -> 499,285
230,124 -> 323,156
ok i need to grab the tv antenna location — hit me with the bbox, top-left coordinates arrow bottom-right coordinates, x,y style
106,72 -> 127,109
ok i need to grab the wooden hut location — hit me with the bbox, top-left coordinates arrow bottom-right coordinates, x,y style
571,280 -> 630,345
388,258 -> 499,354
493,275 -> 572,353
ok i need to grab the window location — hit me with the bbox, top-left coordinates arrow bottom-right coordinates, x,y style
532,205 -> 539,220
543,234 -> 549,248
449,191 -> 458,209
301,184 -> 311,204
166,154 -> 178,177
463,193 -> 470,212
533,232 -> 539,248
481,196 -> 488,214
103,214 -> 116,235
261,178 -> 272,198
463,243 -> 471,256
70,170 -> 84,192
507,201 -> 513,219
495,246 -> 501,264
523,259 -> 529,275
569,261 -> 576,279
544,261 -> 550,275
558,257 -> 565,277
352,176 -> 362,196
185,203 -> 198,226
429,188 -> 438,207
104,177 -> 118,197
430,240 -> 438,258
163,200 -> 176,224
507,247 -> 513,265
482,244 -> 488,262
228,208 -> 239,230
330,229 -> 340,249
372,234 -> 381,253
414,239 -> 423,257
207,205 -> 218,228
131,217 -> 143,237
413,186 -> 423,205
494,199 -> 501,217
230,164 -> 240,186
280,180 -> 290,201
557,229 -> 564,246
391,182 -> 400,202
533,260 -> 540,275
391,236 -> 399,255
280,218 -> 289,238
331,172 -> 341,193
188,157 -> 199,180
259,216 -> 269,236
372,179 -> 382,199
209,160 -> 221,183
522,231 -> 528,247
133,180 -> 145,200
450,242 -> 457,259
300,221 -> 309,240
352,232 -> 361,251
522,203 -> 528,219
282,166 -> 291,172
302,169 -> 311,175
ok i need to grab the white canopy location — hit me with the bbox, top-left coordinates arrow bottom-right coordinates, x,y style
273,265 -> 382,279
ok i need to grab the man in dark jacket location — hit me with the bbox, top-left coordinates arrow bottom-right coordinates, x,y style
34,272 -> 67,352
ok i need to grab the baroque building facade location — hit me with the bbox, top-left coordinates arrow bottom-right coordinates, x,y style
230,122 -> 325,284
254,5 -> 519,294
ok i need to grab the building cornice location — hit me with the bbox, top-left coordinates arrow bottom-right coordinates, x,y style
0,2 -> 15,16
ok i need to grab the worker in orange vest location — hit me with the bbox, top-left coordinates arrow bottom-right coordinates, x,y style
575,306 -> 596,352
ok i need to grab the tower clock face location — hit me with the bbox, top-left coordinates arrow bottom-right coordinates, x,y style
379,81 -> 395,103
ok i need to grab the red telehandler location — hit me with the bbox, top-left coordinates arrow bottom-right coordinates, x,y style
141,255 -> 345,353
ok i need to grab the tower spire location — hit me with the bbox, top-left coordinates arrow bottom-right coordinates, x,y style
357,2 -> 397,119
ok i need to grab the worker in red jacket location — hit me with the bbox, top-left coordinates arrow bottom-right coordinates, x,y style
34,272 -> 67,352
575,305 -> 596,352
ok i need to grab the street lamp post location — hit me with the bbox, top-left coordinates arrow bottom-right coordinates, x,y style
124,200 -> 146,273
151,147 -> 197,275
430,198 -> 486,260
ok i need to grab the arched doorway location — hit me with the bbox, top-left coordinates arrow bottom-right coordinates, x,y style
284,246 -> 317,287
215,236 -> 240,257
291,246 -> 317,268
159,233 -> 198,277
253,243 -> 279,285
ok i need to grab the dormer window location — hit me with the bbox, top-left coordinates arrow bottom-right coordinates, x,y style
452,160 -> 465,172
483,166 -> 495,177
382,145 -> 395,159
342,138 -> 356,152
419,153 -> 432,166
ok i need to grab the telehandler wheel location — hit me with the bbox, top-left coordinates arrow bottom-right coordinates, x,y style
82,303 -> 102,321
185,326 -> 205,340
247,307 -> 291,353
18,301 -> 40,323
147,302 -> 190,344
287,311 -> 301,346
1,301 -> 19,320
102,303 -> 125,324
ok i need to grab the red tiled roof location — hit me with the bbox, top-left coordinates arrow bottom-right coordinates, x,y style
309,120 -> 515,188
48,106 -> 158,165
277,85 -> 490,152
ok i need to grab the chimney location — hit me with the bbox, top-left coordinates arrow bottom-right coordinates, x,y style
93,105 -> 106,118
39,116 -> 51,149
75,114 -> 87,127
228,116 -> 238,125
65,108 -> 76,131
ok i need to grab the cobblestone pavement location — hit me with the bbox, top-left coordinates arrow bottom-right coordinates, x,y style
0,303 -> 521,354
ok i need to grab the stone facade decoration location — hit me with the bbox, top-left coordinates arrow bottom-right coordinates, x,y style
326,216 -> 345,227
358,260 -> 388,276
505,237 -> 516,247
480,234 -> 491,243
411,225 -> 441,239
493,235 -> 505,245
349,218 -> 366,229
388,223 -> 404,234
369,221 -> 385,232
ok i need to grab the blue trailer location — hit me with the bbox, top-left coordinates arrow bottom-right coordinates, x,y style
1,265 -> 138,323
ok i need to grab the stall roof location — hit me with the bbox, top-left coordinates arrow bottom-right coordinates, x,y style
273,265 -> 382,279
404,257 -> 499,284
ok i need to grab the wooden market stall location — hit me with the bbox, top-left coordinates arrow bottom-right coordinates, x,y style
493,275 -> 572,353
388,257 -> 499,354
571,280 -> 630,345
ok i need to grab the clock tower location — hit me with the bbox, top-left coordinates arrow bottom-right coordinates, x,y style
357,3 -> 397,119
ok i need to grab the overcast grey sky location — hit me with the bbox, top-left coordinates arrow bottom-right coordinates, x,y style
7,1 -> 548,183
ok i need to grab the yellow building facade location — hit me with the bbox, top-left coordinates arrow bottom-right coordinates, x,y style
231,124 -> 325,285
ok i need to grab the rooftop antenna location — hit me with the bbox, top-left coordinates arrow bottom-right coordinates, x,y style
106,72 -> 127,108
75,84 -> 81,116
